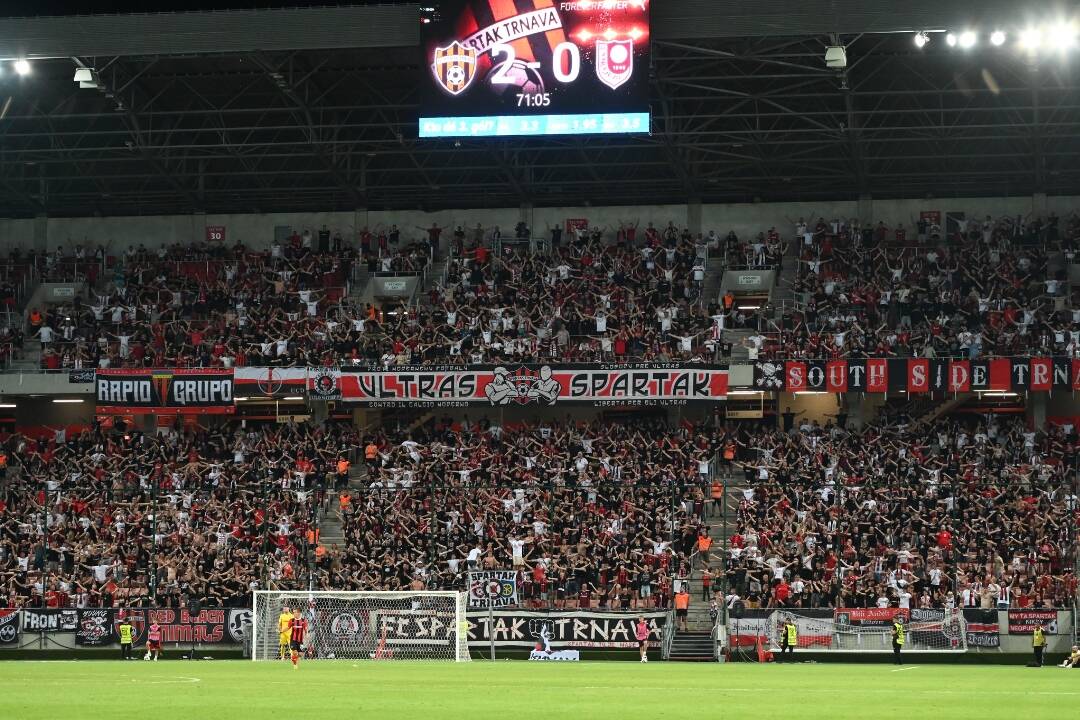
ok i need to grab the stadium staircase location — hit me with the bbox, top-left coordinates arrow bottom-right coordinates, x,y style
911,394 -> 968,427
318,464 -> 370,545
667,631 -> 717,661
702,250 -> 725,307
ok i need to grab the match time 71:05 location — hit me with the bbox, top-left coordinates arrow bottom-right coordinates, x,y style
517,93 -> 551,107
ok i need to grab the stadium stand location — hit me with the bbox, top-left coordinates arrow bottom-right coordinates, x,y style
0,421 -> 358,609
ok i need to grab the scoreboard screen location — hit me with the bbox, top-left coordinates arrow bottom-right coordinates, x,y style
419,0 -> 651,138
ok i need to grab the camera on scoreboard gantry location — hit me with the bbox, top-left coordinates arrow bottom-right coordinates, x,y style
490,61 -> 545,95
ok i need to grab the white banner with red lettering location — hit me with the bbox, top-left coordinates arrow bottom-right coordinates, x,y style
236,364 -> 728,406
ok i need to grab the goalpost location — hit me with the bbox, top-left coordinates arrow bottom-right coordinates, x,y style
252,591 -> 471,662
765,610 -> 968,653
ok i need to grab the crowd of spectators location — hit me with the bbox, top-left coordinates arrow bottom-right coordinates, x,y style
31,235 -> 360,370
725,415 -> 1078,611
0,419 -> 359,609
324,416 -> 718,609
754,213 -> 1079,360
25,220 -> 742,369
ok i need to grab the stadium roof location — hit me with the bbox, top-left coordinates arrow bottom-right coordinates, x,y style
0,1 -> 1076,217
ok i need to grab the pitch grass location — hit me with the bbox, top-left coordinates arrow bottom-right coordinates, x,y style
0,660 -> 1077,720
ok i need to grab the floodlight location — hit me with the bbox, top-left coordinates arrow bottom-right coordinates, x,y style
13,59 -> 30,76
946,33 -> 957,47
1019,28 -> 1042,51
990,31 -> 1006,46
914,32 -> 929,48
958,31 -> 977,49
1048,21 -> 1078,50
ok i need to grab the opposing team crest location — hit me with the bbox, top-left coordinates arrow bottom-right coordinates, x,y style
432,41 -> 478,96
595,39 -> 634,90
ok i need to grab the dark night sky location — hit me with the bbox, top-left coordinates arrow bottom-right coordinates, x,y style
1,0 -> 403,19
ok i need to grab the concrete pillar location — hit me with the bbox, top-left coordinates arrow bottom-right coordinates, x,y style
353,208 -> 369,239
33,214 -> 48,252
520,201 -> 534,241
687,198 -> 702,236
1032,193 -> 1048,218
192,211 -> 206,245
857,194 -> 873,224
1028,393 -> 1047,430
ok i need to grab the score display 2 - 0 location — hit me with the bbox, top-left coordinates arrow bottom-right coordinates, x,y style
420,0 -> 651,138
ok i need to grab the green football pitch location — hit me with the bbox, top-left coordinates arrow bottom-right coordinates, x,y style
0,660 -> 1076,720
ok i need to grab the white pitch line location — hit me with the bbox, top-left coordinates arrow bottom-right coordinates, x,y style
130,676 -> 202,685
891,666 -> 920,672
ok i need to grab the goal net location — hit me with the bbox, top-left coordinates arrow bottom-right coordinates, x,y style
765,610 -> 968,653
252,591 -> 470,662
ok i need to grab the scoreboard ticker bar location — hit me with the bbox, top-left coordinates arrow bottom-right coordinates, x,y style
419,112 -> 650,138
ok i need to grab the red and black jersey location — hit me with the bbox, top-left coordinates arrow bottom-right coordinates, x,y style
288,617 -> 308,644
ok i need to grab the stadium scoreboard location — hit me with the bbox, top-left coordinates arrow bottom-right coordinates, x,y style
420,0 -> 651,138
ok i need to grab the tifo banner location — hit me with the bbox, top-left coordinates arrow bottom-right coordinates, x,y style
75,609 -> 114,646
113,608 -> 233,644
0,609 -> 19,645
834,608 -> 906,627
1008,610 -> 1058,634
21,608 -> 78,632
466,610 -> 667,649
67,369 -> 95,384
307,367 -> 342,401
335,363 -> 728,406
234,366 -> 308,398
96,369 -> 235,415
468,570 -> 518,609
752,358 -> 1080,393
907,608 -> 965,650
963,608 -> 1000,648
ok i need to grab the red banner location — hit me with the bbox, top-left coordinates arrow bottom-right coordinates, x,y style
907,358 -> 929,393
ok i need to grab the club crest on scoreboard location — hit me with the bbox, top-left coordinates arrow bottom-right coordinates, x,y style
595,39 -> 634,90
433,41 -> 479,96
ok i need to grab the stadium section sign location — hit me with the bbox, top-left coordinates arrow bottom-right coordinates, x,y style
468,570 -> 519,609
753,357 -> 1080,393
420,0 -> 651,137
96,369 -> 234,414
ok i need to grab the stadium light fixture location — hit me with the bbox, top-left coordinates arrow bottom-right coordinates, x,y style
945,33 -> 957,47
1048,21 -> 1078,50
0,404 -> 15,408
283,396 -> 304,401
52,398 -> 84,403
913,31 -> 929,48
990,30 -> 1007,46
1019,27 -> 1042,51
958,31 -> 977,49
13,59 -> 30,76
